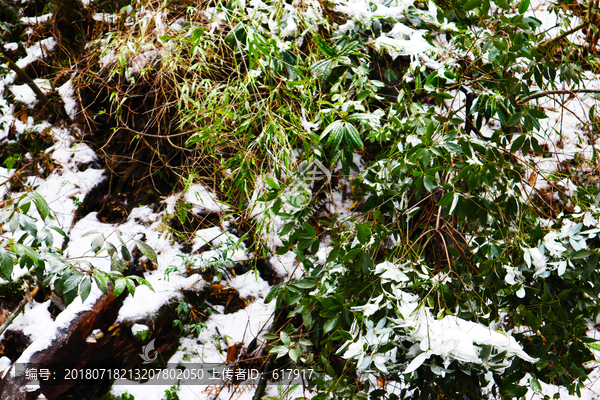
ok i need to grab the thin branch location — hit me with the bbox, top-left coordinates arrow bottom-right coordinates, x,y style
0,51 -> 64,120
0,283 -> 39,338
520,89 -> 600,103
538,22 -> 587,49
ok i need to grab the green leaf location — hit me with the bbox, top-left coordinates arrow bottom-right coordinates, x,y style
321,120 -> 344,144
265,284 -> 282,304
280,331 -> 291,346
266,177 -> 279,190
121,245 -> 131,262
313,35 -> 336,57
263,333 -> 279,340
113,278 -> 128,297
93,269 -> 109,294
423,176 -> 434,193
32,192 -> 50,221
134,239 -> 158,265
530,378 -> 542,393
91,235 -> 105,253
126,278 -> 136,296
437,192 -> 454,207
510,135 -> 527,153
13,243 -> 40,262
129,275 -> 154,292
80,277 -> 92,302
64,273 -> 84,293
111,253 -> 127,272
0,250 -> 13,280
463,0 -> 482,11
294,279 -> 316,289
492,0 -> 510,10
357,224 -> 370,244
289,348 -> 299,361
9,213 -> 19,234
323,316 -> 339,334
269,345 -> 289,358
587,342 -> 600,352
518,0 -> 530,14
506,112 -> 523,127
343,122 -> 363,150
50,226 -> 67,237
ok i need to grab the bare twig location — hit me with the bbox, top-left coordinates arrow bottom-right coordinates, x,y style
0,283 -> 40,338
520,89 -> 600,103
0,52 -> 63,120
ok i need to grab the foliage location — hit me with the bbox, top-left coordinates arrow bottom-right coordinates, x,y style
162,381 -> 181,400
63,0 -> 600,397
0,192 -> 154,305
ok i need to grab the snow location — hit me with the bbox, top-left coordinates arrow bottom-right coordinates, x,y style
1,300 -> 53,343
0,356 -> 11,379
228,271 -> 270,299
131,323 -> 150,335
12,289 -> 103,365
184,183 -> 226,214
9,79 -> 51,106
16,37 -> 57,69
21,14 -> 53,25
374,25 -> 432,58
270,251 -> 301,279
58,79 -> 78,120
92,13 -> 119,24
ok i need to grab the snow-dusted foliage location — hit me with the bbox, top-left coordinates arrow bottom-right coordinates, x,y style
3,0 -> 600,398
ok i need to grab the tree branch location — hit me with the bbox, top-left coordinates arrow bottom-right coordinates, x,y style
520,89 -> 600,103
0,283 -> 39,338
0,51 -> 65,120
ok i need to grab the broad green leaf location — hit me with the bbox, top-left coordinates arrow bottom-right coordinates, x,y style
113,278 -> 127,297
80,277 -> 92,302
134,239 -> 158,264
121,245 -> 131,262
9,213 -> 19,234
321,120 -> 344,143
423,176 -> 434,193
492,0 -> 510,10
93,269 -> 109,294
506,112 -> 524,127
64,273 -> 84,293
266,177 -> 279,190
464,0 -> 482,11
294,279 -> 316,289
50,226 -> 67,237
323,316 -> 339,334
343,122 -> 363,150
13,243 -> 40,262
265,284 -> 282,304
518,0 -> 530,14
269,345 -> 289,358
511,135 -> 527,153
111,253 -> 127,272
32,192 -> 50,221
357,224 -> 370,244
0,250 -> 13,280
586,342 -> 600,352
129,276 -> 154,292
91,235 -> 105,253
280,331 -> 291,346
126,278 -> 136,296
